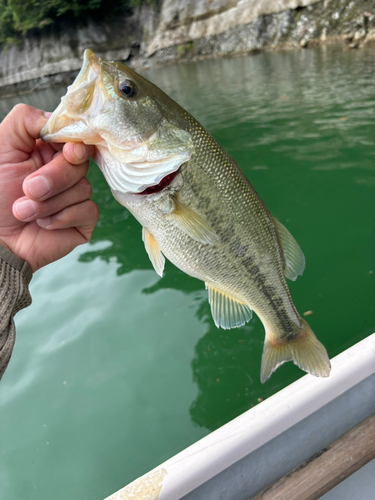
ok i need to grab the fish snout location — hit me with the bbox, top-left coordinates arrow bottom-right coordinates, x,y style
39,50 -> 104,144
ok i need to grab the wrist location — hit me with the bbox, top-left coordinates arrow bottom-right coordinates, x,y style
0,239 -> 12,254
0,238 -> 32,272
0,244 -> 33,282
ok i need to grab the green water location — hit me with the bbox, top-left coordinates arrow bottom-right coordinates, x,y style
0,47 -> 374,499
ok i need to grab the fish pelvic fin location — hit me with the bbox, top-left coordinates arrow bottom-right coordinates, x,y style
142,227 -> 165,277
206,283 -> 252,329
260,318 -> 331,383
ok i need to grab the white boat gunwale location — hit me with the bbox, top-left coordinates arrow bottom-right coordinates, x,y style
105,333 -> 375,500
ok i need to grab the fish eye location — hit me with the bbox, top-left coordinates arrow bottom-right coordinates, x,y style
118,80 -> 137,98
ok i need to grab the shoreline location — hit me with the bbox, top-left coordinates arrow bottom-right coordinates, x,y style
0,0 -> 374,98
0,36 -> 372,99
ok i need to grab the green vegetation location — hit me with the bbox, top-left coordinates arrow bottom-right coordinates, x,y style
0,0 -> 151,45
176,42 -> 194,58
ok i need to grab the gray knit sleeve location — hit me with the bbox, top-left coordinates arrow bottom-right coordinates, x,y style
0,246 -> 32,380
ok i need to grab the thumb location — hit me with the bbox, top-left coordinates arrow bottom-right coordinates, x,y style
0,104 -> 50,160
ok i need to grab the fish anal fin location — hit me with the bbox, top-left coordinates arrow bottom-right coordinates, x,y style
260,318 -> 331,383
206,283 -> 252,329
168,197 -> 218,245
142,227 -> 165,277
273,217 -> 305,281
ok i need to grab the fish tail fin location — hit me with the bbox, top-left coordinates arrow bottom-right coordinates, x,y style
260,318 -> 331,383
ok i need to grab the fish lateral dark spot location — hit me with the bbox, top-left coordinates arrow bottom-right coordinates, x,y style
263,285 -> 276,297
221,231 -> 235,245
241,256 -> 255,273
230,237 -> 249,257
250,265 -> 263,279
272,297 -> 284,308
284,331 -> 300,342
241,257 -> 294,330
197,195 -> 211,211
205,208 -> 225,228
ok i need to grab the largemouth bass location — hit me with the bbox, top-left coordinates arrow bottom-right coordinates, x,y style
40,49 -> 331,382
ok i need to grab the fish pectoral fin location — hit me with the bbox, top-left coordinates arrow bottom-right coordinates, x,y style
273,217 -> 305,281
168,197 -> 218,245
260,318 -> 331,383
206,283 -> 252,329
142,227 -> 165,277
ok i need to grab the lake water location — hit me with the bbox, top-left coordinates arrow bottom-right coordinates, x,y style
0,46 -> 374,499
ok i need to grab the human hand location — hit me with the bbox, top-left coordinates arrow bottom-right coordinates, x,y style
0,104 -> 99,272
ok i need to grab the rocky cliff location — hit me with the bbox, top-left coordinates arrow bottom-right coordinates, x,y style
0,0 -> 374,96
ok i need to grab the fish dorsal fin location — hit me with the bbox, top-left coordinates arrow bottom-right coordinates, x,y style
168,197 -> 218,245
274,218 -> 305,281
142,227 -> 165,277
206,283 -> 252,329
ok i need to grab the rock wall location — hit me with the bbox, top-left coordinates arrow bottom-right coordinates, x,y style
147,0 -> 320,56
0,11 -> 147,96
0,0 -> 374,96
144,0 -> 375,66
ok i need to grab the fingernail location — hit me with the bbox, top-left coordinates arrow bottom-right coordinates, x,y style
27,176 -> 51,199
73,143 -> 87,161
15,199 -> 37,220
37,217 -> 51,228
43,111 -> 53,119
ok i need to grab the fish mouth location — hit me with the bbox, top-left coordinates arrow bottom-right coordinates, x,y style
40,49 -> 106,144
40,49 -> 152,148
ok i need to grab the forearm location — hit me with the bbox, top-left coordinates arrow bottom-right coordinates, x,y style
0,246 -> 32,380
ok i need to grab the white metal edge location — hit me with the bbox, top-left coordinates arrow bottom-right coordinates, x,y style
105,333 -> 375,500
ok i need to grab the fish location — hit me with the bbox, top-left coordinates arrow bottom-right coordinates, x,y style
40,49 -> 331,382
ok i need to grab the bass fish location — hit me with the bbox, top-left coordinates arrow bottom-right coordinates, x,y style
40,49 -> 331,382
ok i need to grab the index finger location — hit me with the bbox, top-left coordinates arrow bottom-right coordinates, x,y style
0,104 -> 49,162
31,139 -> 64,169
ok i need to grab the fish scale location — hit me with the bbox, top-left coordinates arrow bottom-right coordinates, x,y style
40,49 -> 331,382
